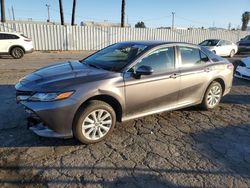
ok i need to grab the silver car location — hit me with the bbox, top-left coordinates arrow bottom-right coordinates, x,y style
15,41 -> 234,144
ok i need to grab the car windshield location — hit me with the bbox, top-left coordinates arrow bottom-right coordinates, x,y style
199,40 -> 220,46
81,43 -> 148,72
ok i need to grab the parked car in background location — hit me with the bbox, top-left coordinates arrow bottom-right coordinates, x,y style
199,39 -> 238,57
237,35 -> 250,53
235,57 -> 250,80
0,32 -> 33,59
15,41 -> 234,144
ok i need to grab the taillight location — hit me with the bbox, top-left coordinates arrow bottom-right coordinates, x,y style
227,63 -> 234,70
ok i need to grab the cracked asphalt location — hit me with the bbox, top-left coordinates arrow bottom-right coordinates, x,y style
0,52 -> 249,188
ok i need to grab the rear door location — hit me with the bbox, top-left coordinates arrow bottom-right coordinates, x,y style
0,34 -> 9,52
124,45 -> 180,117
177,46 -> 211,106
0,33 -> 19,53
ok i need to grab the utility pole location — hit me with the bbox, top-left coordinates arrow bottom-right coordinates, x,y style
71,0 -> 76,25
1,0 -> 6,22
59,0 -> 64,25
46,4 -> 50,22
121,0 -> 125,27
172,12 -> 175,30
11,6 -> 15,21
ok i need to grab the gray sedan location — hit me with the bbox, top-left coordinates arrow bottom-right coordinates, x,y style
15,41 -> 234,144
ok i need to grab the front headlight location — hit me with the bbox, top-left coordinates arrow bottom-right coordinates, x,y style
28,91 -> 74,102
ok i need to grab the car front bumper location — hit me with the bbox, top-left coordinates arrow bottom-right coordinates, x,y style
19,98 -> 79,138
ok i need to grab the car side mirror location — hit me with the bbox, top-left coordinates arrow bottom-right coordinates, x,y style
135,65 -> 153,77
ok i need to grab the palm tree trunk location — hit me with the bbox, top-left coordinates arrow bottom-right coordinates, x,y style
1,0 -> 6,22
59,0 -> 64,25
121,0 -> 125,27
71,0 -> 76,26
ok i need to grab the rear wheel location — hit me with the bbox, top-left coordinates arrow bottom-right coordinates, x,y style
73,100 -> 116,144
229,49 -> 235,58
201,81 -> 222,110
11,47 -> 24,59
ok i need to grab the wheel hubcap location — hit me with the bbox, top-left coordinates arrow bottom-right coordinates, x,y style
13,49 -> 22,58
207,85 -> 221,107
82,109 -> 112,140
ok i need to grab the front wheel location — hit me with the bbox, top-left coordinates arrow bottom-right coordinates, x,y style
73,100 -> 116,144
201,81 -> 223,110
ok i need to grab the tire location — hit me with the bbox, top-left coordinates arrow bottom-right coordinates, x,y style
11,47 -> 24,59
73,100 -> 116,144
201,81 -> 223,110
229,49 -> 235,58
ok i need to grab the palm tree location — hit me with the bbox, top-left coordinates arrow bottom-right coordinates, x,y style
241,11 -> 250,31
121,0 -> 125,27
0,0 -> 6,22
71,0 -> 76,26
59,0 -> 64,25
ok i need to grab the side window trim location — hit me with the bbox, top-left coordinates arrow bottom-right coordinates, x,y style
177,46 -> 208,68
132,46 -> 176,74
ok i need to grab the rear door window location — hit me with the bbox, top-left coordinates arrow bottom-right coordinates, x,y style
0,33 -> 19,40
179,46 -> 208,67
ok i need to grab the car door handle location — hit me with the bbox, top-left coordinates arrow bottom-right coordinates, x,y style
169,73 -> 179,79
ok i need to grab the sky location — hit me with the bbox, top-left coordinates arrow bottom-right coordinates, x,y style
3,0 -> 250,29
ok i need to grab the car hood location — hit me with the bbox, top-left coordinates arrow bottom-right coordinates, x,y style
242,57 -> 250,68
15,61 -> 116,92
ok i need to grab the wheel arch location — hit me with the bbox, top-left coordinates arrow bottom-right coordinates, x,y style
8,45 -> 25,54
73,94 -> 123,125
204,77 -> 226,96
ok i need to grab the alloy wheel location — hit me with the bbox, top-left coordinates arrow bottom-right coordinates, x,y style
206,85 -> 222,108
82,109 -> 112,141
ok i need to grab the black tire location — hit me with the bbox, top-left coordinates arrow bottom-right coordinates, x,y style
11,47 -> 24,59
229,49 -> 235,58
201,81 -> 222,110
73,100 -> 116,144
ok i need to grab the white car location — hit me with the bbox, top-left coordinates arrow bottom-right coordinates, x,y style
235,57 -> 250,80
199,39 -> 238,58
0,32 -> 34,59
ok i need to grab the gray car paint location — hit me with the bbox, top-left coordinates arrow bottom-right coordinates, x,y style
15,42 -> 233,138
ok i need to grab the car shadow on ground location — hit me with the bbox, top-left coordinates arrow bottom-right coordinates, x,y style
0,55 -> 14,59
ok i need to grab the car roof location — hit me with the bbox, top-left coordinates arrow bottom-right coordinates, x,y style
118,40 -> 197,48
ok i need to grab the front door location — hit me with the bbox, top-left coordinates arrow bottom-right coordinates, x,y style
124,46 -> 180,118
